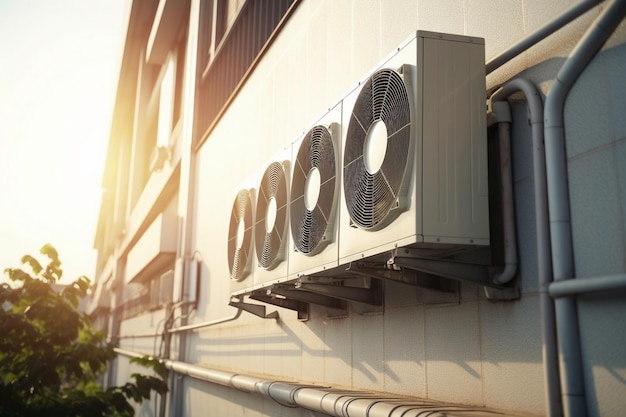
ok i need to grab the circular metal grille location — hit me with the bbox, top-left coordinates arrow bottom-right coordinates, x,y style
227,189 -> 253,282
290,125 -> 338,255
343,68 -> 412,230
255,162 -> 288,269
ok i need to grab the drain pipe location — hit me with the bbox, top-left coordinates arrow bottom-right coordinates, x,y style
543,1 -> 626,416
489,102 -> 518,286
486,0 -> 603,74
491,78 -> 561,417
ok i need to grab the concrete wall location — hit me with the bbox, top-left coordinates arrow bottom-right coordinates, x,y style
115,1 -> 626,416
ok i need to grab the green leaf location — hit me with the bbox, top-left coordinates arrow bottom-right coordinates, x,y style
20,255 -> 43,275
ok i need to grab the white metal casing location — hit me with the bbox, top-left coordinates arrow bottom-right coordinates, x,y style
250,147 -> 292,291
228,178 -> 257,295
338,30 -> 489,265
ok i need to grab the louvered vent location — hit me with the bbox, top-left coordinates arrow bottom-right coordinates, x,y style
227,189 -> 254,282
290,124 -> 339,255
343,67 -> 413,230
255,162 -> 288,269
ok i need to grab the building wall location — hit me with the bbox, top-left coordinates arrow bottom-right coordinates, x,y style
105,1 -> 626,416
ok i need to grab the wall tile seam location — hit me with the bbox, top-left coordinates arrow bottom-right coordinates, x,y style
610,145 -> 626,273
566,140 -> 618,162
477,299 -> 486,407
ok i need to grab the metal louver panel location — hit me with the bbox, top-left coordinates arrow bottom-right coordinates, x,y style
255,162 -> 288,269
343,68 -> 412,230
290,125 -> 338,255
227,189 -> 254,282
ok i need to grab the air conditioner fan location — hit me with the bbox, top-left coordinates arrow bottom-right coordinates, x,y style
227,189 -> 254,282
290,124 -> 338,255
343,67 -> 413,230
255,161 -> 288,269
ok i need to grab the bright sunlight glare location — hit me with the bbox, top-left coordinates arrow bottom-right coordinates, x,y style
0,0 -> 128,284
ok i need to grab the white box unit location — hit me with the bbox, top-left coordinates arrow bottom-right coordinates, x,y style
251,148 -> 291,290
228,180 -> 257,294
339,30 -> 489,265
288,103 -> 342,279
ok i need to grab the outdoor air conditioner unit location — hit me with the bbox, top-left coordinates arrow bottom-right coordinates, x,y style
251,148 -> 291,290
228,181 -> 256,294
338,30 -> 490,264
288,102 -> 342,279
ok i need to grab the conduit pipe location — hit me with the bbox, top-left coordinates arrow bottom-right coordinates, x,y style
486,0 -> 603,74
491,78 -> 561,417
116,307 -> 243,339
490,103 -> 518,286
114,347 -> 521,417
549,273 -> 626,298
543,1 -> 626,416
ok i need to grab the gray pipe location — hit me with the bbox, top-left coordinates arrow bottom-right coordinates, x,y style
486,0 -> 603,74
114,347 -> 521,417
550,274 -> 626,298
491,78 -> 562,417
491,107 -> 518,286
543,1 -> 626,416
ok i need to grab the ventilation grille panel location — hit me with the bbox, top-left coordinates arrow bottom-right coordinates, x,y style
255,161 -> 288,269
290,124 -> 338,255
343,68 -> 412,230
228,189 -> 254,282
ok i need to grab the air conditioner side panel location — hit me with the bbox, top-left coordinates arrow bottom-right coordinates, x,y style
421,33 -> 489,245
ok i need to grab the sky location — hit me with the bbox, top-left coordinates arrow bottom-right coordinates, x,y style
0,0 -> 128,284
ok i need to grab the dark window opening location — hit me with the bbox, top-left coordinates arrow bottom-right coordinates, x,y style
193,0 -> 299,147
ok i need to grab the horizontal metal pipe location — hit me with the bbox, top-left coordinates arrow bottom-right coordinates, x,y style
113,348 -> 521,417
549,274 -> 626,298
116,308 -> 242,339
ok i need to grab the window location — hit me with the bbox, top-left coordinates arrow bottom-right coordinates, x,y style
193,0 -> 300,147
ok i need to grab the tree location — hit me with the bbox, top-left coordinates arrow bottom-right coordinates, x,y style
0,244 -> 167,417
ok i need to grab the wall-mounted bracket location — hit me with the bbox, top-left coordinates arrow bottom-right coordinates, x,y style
270,285 -> 348,311
228,298 -> 279,319
392,255 -> 519,300
269,285 -> 348,319
249,293 -> 309,321
295,278 -> 383,306
347,259 -> 458,293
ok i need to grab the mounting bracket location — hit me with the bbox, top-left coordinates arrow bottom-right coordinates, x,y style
228,299 -> 279,319
249,293 -> 309,321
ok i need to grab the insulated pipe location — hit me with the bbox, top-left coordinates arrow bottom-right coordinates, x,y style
486,0 -> 603,74
550,274 -> 626,298
113,348 -> 518,417
491,78 -> 562,417
543,1 -> 626,416
491,106 -> 519,286
166,307 -> 242,334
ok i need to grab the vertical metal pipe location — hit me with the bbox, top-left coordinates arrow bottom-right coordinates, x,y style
492,78 -> 561,417
543,1 -> 626,416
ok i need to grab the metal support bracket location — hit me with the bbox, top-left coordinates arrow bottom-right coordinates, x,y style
392,255 -> 519,300
249,293 -> 309,321
269,285 -> 348,319
347,259 -> 458,293
228,299 -> 279,319
295,279 -> 383,306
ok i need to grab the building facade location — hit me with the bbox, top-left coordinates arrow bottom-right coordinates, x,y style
90,1 -> 626,416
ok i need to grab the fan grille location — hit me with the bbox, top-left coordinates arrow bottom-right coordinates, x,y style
255,162 -> 288,269
227,189 -> 253,282
290,125 -> 337,255
343,68 -> 412,230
